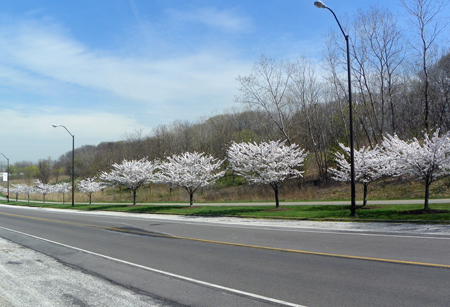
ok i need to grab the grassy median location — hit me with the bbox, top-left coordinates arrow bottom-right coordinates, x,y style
2,200 -> 450,222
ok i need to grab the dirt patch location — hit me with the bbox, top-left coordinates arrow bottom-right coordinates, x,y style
401,209 -> 450,215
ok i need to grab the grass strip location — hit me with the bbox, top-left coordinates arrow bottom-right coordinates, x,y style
1,200 -> 450,223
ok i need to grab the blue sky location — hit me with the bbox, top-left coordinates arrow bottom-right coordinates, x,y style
0,0 -> 440,163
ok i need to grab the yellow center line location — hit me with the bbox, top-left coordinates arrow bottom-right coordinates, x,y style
2,211 -> 450,269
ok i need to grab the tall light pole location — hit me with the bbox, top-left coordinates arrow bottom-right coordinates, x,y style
52,124 -> 75,207
314,0 -> 356,216
0,153 -> 9,202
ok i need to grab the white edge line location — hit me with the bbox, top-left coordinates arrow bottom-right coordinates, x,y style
0,226 -> 307,307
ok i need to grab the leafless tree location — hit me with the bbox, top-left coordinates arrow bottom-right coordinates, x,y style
351,6 -> 405,141
37,157 -> 52,184
289,57 -> 331,181
236,55 -> 295,144
400,0 -> 449,131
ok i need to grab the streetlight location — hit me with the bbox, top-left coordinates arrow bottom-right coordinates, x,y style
0,153 -> 9,202
314,0 -> 356,217
52,124 -> 75,206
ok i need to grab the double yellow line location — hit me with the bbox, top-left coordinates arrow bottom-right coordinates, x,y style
2,210 -> 450,269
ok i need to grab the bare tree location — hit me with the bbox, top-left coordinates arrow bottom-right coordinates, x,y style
400,0 -> 449,131
289,57 -> 330,181
351,6 -> 405,140
37,158 -> 52,184
236,55 -> 295,144
428,52 -> 450,130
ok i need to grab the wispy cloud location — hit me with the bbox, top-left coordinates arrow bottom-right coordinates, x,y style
0,14 -> 254,161
167,7 -> 253,32
0,16 -> 249,102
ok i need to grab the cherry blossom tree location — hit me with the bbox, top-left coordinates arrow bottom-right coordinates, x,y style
227,140 -> 307,208
10,184 -> 26,201
35,179 -> 55,203
54,182 -> 72,204
382,130 -> 450,210
9,184 -> 34,202
78,177 -> 105,205
158,152 -> 225,207
100,158 -> 159,205
21,184 -> 35,202
329,144 -> 387,207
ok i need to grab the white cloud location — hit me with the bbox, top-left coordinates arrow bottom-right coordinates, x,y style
167,7 -> 252,32
0,13 -> 256,162
0,17 -> 248,106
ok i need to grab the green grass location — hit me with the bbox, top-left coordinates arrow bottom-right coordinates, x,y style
2,199 -> 450,223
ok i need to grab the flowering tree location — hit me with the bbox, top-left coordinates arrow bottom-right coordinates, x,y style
382,130 -> 450,210
54,182 -> 72,204
21,184 -> 35,202
10,184 -> 34,202
10,184 -> 26,201
100,158 -> 159,205
158,152 -> 225,207
35,179 -> 55,203
227,140 -> 307,208
78,177 -> 105,205
329,144 -> 387,207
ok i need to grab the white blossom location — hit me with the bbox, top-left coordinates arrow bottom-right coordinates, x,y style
21,185 -> 35,202
227,140 -> 307,207
100,158 -> 158,205
10,184 -> 34,202
34,179 -> 55,203
382,130 -> 450,210
10,184 -> 27,201
54,182 -> 72,204
78,177 -> 105,205
158,152 -> 225,207
329,143 -> 387,206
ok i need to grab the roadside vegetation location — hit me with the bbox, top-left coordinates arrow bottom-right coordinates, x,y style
2,177 -> 450,222
1,199 -> 450,222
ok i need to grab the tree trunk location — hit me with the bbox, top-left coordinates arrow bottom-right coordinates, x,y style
363,183 -> 368,207
189,192 -> 194,207
273,185 -> 280,208
89,194 -> 92,205
133,189 -> 137,205
424,180 -> 431,210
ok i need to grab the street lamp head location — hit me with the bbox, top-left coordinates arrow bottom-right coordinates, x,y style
52,124 -> 59,128
314,1 -> 327,9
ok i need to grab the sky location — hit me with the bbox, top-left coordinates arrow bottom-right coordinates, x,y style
0,0 -> 444,164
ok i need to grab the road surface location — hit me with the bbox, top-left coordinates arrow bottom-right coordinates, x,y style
1,204 -> 450,306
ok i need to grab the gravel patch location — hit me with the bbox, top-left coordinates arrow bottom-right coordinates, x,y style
0,238 -> 177,307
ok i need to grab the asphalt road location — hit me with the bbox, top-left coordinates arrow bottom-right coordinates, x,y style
1,204 -> 450,307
